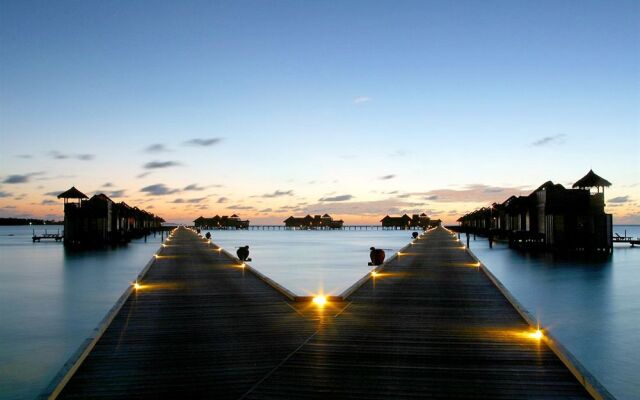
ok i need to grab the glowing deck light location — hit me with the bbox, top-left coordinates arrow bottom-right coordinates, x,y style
133,281 -> 141,290
312,295 -> 327,306
154,254 -> 158,258
371,271 -> 379,277
528,329 -> 544,340
162,244 -> 166,248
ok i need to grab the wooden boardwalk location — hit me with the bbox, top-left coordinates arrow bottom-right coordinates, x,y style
50,227 -> 598,399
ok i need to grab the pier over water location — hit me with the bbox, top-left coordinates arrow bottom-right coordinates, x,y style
47,227 -> 602,399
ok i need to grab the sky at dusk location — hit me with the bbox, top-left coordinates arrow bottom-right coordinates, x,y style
1,0 -> 638,224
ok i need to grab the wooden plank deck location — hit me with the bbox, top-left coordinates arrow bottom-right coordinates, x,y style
54,226 -> 594,399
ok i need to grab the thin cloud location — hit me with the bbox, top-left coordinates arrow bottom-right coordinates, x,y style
137,172 -> 152,179
140,184 -> 180,196
49,151 -> 94,160
170,197 -> 206,204
531,134 -> 567,147
301,198 -> 428,216
145,143 -> 169,153
106,190 -> 126,198
34,173 -> 75,182
226,205 -> 254,210
41,199 -> 57,205
0,191 -> 12,198
16,154 -> 32,159
319,194 -> 353,202
417,184 -> 530,203
102,182 -> 114,188
379,174 -> 396,180
184,138 -> 223,147
609,196 -> 630,203
2,172 -> 43,184
183,184 -> 205,191
217,197 -> 228,203
49,151 -> 68,160
389,149 -> 408,157
353,96 -> 372,104
259,208 -> 273,212
262,190 -> 293,198
143,160 -> 181,169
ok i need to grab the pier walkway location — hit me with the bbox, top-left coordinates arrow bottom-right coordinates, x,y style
50,227 -> 597,399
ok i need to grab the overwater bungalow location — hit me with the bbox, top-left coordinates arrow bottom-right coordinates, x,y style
283,214 -> 344,229
193,214 -> 250,229
58,187 -> 163,247
381,213 -> 440,229
457,170 -> 613,252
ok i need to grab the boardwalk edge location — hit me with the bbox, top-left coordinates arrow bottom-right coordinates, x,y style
455,229 -> 615,400
39,242 -> 165,400
214,243 -> 299,301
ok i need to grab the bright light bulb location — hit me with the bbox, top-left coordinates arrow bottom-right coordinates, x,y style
133,282 -> 141,290
528,329 -> 544,340
312,295 -> 327,306
371,271 -> 379,277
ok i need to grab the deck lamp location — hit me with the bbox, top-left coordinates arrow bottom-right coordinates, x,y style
529,329 -> 544,340
312,295 -> 327,306
133,281 -> 141,290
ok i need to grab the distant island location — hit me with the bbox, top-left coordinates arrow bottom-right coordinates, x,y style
0,217 -> 63,226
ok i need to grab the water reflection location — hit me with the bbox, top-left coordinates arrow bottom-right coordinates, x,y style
469,226 -> 639,399
0,225 -> 164,400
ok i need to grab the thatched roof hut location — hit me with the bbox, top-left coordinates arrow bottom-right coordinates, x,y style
572,169 -> 611,190
57,186 -> 89,203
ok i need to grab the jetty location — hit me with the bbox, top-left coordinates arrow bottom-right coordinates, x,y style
32,230 -> 63,242
44,226 -> 609,399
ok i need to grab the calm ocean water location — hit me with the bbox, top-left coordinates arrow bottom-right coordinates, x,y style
468,225 -> 640,400
0,225 -> 165,400
201,229 -> 413,296
0,225 -> 638,399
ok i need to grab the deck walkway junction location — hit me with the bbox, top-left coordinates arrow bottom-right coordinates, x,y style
42,226 -> 612,399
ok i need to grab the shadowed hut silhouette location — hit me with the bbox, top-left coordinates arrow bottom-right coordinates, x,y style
284,214 -> 343,229
58,187 -> 163,247
457,170 -> 613,252
193,215 -> 250,229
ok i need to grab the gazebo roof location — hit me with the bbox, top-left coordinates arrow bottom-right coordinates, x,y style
57,186 -> 88,199
572,170 -> 612,188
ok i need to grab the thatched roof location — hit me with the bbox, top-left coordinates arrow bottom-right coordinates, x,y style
57,186 -> 88,199
572,170 -> 611,188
